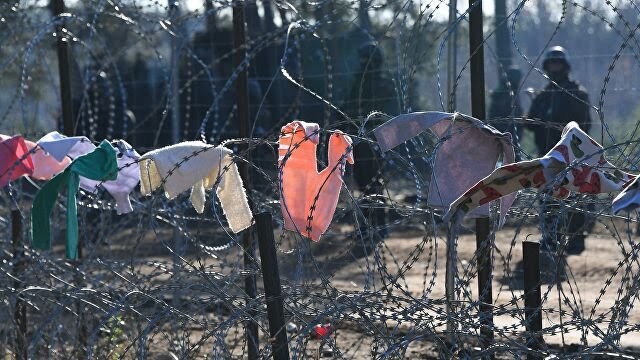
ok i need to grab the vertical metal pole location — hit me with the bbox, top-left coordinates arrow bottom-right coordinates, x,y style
256,213 -> 290,360
233,2 -> 258,359
523,241 -> 543,359
445,0 -> 459,343
166,3 -> 185,355
52,1 -> 86,357
476,216 -> 493,357
469,0 -> 486,119
12,209 -> 27,360
358,0 -> 371,31
52,0 -> 74,137
468,0 -> 494,357
447,0 -> 458,112
169,0 -> 181,144
494,0 -> 512,71
445,226 -> 458,341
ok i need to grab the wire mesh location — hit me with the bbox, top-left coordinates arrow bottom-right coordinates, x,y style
1,0 -> 640,359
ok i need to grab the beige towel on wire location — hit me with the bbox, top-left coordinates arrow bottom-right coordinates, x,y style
139,141 -> 253,233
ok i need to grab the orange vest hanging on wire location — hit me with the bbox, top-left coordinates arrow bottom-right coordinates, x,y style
278,121 -> 354,241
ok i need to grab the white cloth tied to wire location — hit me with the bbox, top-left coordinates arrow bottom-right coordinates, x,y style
138,141 -> 253,233
37,131 -> 141,214
374,111 -> 516,227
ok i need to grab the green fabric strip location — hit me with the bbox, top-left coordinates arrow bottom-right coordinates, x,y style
31,140 -> 118,259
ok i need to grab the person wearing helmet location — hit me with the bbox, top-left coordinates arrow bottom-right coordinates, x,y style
489,66 -> 523,159
343,42 -> 399,256
345,43 -> 397,117
529,46 -> 592,151
528,46 -> 593,255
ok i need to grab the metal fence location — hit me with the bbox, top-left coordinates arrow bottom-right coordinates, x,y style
1,0 -> 640,359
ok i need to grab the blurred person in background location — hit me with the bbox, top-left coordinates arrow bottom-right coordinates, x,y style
528,46 -> 593,255
529,46 -> 592,151
343,42 -> 399,256
489,66 -> 523,160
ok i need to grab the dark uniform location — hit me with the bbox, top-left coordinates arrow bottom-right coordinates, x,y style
343,43 -> 399,251
528,46 -> 592,254
489,67 -> 524,159
529,80 -> 591,152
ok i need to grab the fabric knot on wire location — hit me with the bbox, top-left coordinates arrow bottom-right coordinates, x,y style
37,131 -> 141,214
31,140 -> 118,260
138,141 -> 253,234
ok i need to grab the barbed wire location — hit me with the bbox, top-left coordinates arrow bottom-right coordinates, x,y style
2,0 -> 640,359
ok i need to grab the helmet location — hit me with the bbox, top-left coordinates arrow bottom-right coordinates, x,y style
357,42 -> 383,69
543,46 -> 570,71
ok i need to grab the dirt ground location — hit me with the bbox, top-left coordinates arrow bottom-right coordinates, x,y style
150,219 -> 640,358
12,213 -> 640,359
274,218 -> 640,358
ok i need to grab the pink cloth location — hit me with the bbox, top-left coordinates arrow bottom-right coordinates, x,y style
0,135 -> 34,187
0,134 -> 71,180
30,147 -> 71,180
374,111 -> 516,226
279,121 -> 354,241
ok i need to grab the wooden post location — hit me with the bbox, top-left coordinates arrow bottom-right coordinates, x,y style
468,0 -> 494,357
256,213 -> 290,360
233,2 -> 258,359
523,241 -> 543,359
12,209 -> 27,360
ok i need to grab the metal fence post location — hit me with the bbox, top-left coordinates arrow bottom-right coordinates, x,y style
52,0 -> 74,137
233,2 -> 259,359
523,240 -> 543,359
256,213 -> 290,360
475,216 -> 494,357
468,0 -> 494,357
51,0 -> 87,356
447,0 -> 458,112
12,208 -> 27,360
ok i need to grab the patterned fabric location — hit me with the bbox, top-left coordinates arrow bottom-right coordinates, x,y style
279,121 -> 354,241
612,176 -> 640,214
374,111 -> 516,226
139,141 -> 253,233
0,135 -> 34,187
447,121 -> 635,221
31,141 -> 118,259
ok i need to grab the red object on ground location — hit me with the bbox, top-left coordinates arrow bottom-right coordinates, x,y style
312,324 -> 334,339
